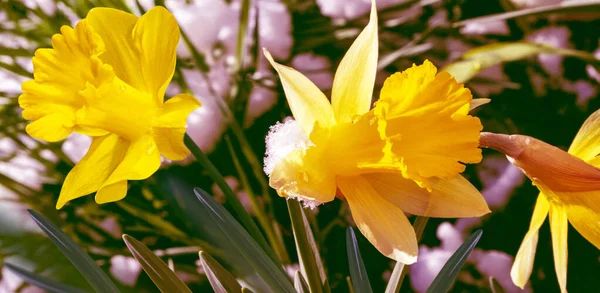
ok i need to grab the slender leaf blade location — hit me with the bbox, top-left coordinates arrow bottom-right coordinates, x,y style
426,230 -> 483,293
4,262 -> 90,293
122,234 -> 191,293
26,210 -> 119,293
199,251 -> 242,293
294,271 -> 310,293
288,200 -> 323,293
346,227 -> 373,293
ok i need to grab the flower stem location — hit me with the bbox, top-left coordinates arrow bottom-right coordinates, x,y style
183,133 -> 278,263
385,216 -> 429,293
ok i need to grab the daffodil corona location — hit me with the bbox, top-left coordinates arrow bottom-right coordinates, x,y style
263,1 -> 490,264
20,7 -> 200,209
480,112 -> 600,293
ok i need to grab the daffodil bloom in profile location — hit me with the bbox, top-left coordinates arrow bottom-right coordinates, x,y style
19,7 -> 200,209
480,112 -> 600,293
263,1 -> 490,264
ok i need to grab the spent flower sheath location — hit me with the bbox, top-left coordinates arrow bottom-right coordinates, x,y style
263,0 -> 489,265
19,7 -> 200,208
480,109 -> 600,293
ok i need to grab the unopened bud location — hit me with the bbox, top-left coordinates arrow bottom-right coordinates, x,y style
480,132 -> 600,192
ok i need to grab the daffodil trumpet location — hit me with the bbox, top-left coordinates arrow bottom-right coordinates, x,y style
262,0 -> 490,264
479,122 -> 600,293
19,7 -> 200,208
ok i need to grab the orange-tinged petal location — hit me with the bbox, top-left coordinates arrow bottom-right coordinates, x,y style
331,0 -> 378,123
374,61 -> 482,187
362,173 -> 490,218
96,135 -> 161,204
87,7 -> 179,102
19,20 -> 108,142
568,108 -> 600,161
269,146 -> 336,204
132,6 -> 179,102
337,175 -> 417,264
263,49 -> 335,135
549,204 -> 568,293
154,93 -> 201,128
510,194 -> 549,289
57,134 -> 128,209
480,132 -> 600,192
153,127 -> 189,161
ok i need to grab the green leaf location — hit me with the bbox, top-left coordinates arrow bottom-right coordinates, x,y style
287,200 -> 324,293
346,227 -> 373,293
122,234 -> 191,293
454,1 -> 600,27
4,262 -> 90,293
426,230 -> 483,293
443,42 -> 600,83
199,251 -> 242,293
27,209 -> 120,293
294,271 -> 310,293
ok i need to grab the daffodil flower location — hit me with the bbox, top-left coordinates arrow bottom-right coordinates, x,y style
19,7 -> 200,209
480,112 -> 600,293
263,1 -> 489,264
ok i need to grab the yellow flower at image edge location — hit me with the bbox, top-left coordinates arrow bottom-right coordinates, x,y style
19,7 -> 200,209
263,1 -> 490,264
480,113 -> 600,293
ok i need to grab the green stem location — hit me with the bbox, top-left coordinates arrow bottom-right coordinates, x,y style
288,200 -> 324,293
385,216 -> 429,293
183,133 -> 277,263
225,137 -> 290,263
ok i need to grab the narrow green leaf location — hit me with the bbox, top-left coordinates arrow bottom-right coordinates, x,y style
346,227 -> 373,293
4,262 -> 90,293
426,230 -> 483,293
454,1 -> 600,27
122,234 -> 191,293
193,187 -> 294,292
27,210 -> 120,293
183,134 -> 275,261
293,271 -> 310,293
443,42 -> 600,83
199,251 -> 242,293
489,277 -> 506,293
288,200 -> 323,293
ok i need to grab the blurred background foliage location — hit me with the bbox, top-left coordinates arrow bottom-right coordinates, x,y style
0,0 -> 599,292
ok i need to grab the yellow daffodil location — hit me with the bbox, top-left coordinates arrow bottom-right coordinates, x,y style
19,7 -> 200,209
480,112 -> 600,293
263,1 -> 489,264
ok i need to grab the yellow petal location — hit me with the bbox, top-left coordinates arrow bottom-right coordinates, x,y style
562,190 -> 600,249
19,20 -> 107,142
86,8 -> 142,90
87,7 -> 179,102
568,108 -> 600,161
57,134 -> 128,209
549,204 -> 568,293
132,6 -> 180,102
263,49 -> 335,135
96,135 -> 161,204
153,127 -> 190,161
76,77 -> 156,141
331,0 -> 378,123
510,194 -> 549,289
269,146 -> 336,204
362,173 -> 490,218
374,60 -> 482,186
154,93 -> 201,128
337,175 -> 417,264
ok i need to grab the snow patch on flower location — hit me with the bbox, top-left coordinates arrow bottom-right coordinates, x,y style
264,118 -> 313,176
